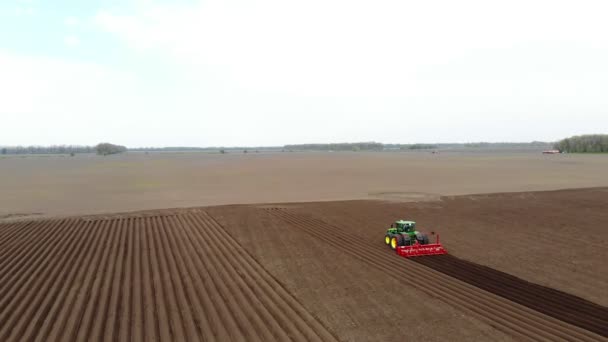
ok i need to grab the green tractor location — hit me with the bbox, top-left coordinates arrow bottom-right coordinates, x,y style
384,220 -> 430,250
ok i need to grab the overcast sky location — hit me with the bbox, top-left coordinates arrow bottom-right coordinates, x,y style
1,0 -> 607,147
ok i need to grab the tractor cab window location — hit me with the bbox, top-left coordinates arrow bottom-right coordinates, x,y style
394,221 -> 416,232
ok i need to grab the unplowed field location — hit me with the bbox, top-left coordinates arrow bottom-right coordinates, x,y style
1,188 -> 607,341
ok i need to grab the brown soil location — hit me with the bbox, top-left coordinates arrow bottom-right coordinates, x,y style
412,255 -> 608,336
0,188 -> 606,341
2,151 -> 608,219
283,188 -> 608,307
0,211 -> 337,342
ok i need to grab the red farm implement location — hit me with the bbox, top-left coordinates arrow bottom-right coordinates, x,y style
396,234 -> 447,258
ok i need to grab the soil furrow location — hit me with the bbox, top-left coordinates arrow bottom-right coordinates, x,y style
151,216 -> 195,341
117,218 -> 135,342
205,212 -> 340,342
194,212 -> 306,342
0,221 -> 35,249
0,218 -> 90,341
0,219 -> 59,259
161,215 -> 211,341
413,255 -> 608,337
0,218 -> 63,279
113,218 -> 134,342
272,210 -> 604,342
139,217 -> 160,341
0,218 -> 67,298
144,216 -> 173,341
185,213 -> 276,342
421,255 -> 606,318
130,218 -> 144,342
200,211 -> 339,342
0,219 -> 75,326
179,213 -> 265,341
96,219 -> 128,342
0,221 -> 19,235
45,218 -> 114,342
75,218 -> 121,341
26,219 -> 103,341
172,214 -> 237,341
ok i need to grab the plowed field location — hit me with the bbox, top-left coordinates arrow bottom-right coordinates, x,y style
0,211 -> 338,342
1,188 -> 607,341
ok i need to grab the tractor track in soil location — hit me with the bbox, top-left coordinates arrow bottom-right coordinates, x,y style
412,255 -> 608,337
0,212 -> 338,342
267,208 -> 608,341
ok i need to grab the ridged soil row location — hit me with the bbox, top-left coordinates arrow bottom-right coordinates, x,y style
413,255 -> 608,337
0,218 -> 61,267
269,209 -> 606,342
108,218 -> 134,342
191,212 -> 338,342
0,218 -> 68,296
0,220 -> 35,248
148,215 -> 194,341
87,218 -> 128,341
169,213 -> 244,341
41,218 -> 115,342
0,218 -> 92,341
73,218 -> 122,341
128,217 -> 144,342
181,212 -> 284,342
120,218 -> 136,342
161,214 -> 218,341
0,211 -> 406,341
21,219 -> 105,341
0,219 -> 73,322
7,218 -> 97,341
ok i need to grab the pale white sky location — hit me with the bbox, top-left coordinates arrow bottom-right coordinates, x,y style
1,0 -> 607,147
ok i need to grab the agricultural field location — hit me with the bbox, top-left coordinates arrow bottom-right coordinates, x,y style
1,152 -> 607,341
2,151 -> 608,219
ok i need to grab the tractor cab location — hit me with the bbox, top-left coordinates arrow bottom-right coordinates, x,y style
393,220 -> 416,233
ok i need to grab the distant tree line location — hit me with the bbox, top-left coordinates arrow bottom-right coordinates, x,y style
0,145 -> 94,155
96,143 -> 127,155
2,140 -> 564,156
554,134 -> 608,153
129,146 -> 218,152
403,144 -> 438,150
129,146 -> 283,153
0,143 -> 128,156
283,142 -> 384,151
462,141 -> 551,148
384,142 -> 552,150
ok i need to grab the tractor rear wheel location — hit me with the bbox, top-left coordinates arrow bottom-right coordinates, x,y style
395,234 -> 404,247
401,234 -> 411,246
417,234 -> 429,245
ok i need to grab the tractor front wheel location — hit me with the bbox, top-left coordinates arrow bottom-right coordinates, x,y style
384,235 -> 391,245
390,236 -> 399,250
